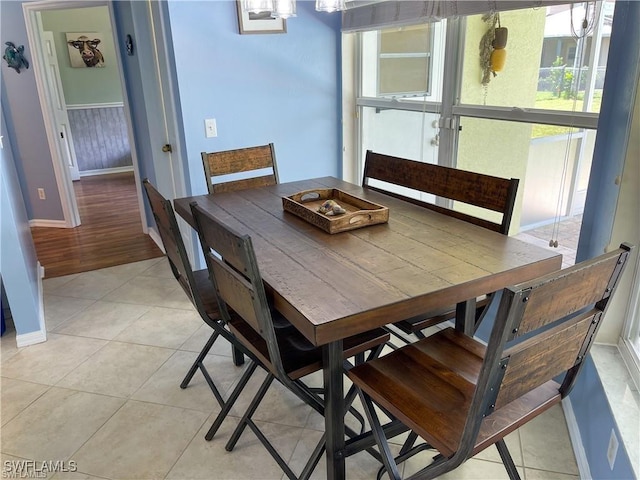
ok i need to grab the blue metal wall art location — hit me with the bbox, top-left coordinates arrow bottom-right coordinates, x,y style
2,42 -> 29,73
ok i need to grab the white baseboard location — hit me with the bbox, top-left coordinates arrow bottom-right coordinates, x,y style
16,262 -> 48,348
66,102 -> 124,110
148,227 -> 165,254
38,262 -> 46,333
80,166 -> 134,177
562,397 -> 592,480
16,328 -> 47,348
29,219 -> 68,228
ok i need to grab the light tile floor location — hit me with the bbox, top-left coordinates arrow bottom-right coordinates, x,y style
1,257 -> 580,479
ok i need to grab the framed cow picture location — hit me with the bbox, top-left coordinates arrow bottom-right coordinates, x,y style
66,33 -> 105,68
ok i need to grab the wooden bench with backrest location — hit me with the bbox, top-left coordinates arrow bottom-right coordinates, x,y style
347,243 -> 633,479
362,150 -> 520,337
363,150 -> 519,234
201,143 -> 278,194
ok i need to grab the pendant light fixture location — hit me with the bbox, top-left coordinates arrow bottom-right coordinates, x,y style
242,0 -> 345,19
242,0 -> 273,14
272,0 -> 297,18
315,0 -> 346,13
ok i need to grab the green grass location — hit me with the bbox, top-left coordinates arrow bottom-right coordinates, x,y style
531,90 -> 602,138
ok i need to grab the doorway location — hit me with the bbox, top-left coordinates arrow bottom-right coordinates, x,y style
22,0 -> 178,277
38,4 -> 137,213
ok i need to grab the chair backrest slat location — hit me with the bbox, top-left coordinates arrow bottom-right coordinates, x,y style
512,253 -> 623,338
201,143 -> 278,194
362,150 -> 518,234
210,256 -> 262,333
496,309 -> 596,409
212,175 -> 277,194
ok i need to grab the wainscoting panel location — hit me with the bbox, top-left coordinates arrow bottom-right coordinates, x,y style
68,105 -> 132,172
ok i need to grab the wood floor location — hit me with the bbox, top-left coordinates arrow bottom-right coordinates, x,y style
31,172 -> 164,279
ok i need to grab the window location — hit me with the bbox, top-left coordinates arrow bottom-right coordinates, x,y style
378,25 -> 433,97
623,256 -> 640,386
358,20 -> 446,173
360,21 -> 446,102
355,1 -> 613,236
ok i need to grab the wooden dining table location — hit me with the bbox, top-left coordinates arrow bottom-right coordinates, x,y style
174,176 -> 562,480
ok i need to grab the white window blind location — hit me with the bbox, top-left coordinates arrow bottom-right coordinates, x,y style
342,0 -> 584,31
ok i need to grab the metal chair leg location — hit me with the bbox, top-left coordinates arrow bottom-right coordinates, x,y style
496,439 -> 521,480
205,360 -> 258,441
181,331 -> 227,407
232,345 -> 245,366
399,431 -> 419,456
414,330 -> 426,339
180,330 -> 218,389
358,388 -> 402,480
245,417 -> 298,480
299,433 -> 326,480
226,373 -> 275,451
383,326 -> 412,349
227,341 -> 387,478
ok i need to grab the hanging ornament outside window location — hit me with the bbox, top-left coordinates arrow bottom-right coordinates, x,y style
480,13 -> 508,87
491,23 -> 508,73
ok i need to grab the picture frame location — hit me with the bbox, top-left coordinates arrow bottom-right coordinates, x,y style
66,32 -> 106,68
236,1 -> 286,35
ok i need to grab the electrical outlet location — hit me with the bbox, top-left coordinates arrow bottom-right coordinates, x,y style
205,118 -> 217,138
38,188 -> 46,200
607,428 -> 619,470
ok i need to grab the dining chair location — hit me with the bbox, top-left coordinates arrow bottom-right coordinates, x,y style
191,201 -> 390,480
142,179 -> 257,431
201,143 -> 278,194
362,150 -> 520,340
347,243 -> 633,480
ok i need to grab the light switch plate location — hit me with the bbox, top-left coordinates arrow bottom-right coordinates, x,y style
205,118 -> 217,138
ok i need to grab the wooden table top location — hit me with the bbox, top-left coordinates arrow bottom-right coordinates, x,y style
174,177 -> 562,346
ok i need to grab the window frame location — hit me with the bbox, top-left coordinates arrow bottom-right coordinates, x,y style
620,254 -> 640,390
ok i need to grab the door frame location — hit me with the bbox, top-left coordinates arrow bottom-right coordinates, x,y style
23,1 -> 85,227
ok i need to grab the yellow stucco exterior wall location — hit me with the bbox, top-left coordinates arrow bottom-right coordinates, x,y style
456,9 -> 547,234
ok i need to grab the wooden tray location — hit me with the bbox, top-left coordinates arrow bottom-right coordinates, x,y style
282,188 -> 389,234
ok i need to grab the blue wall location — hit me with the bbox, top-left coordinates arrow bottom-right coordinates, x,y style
1,107 -> 43,336
167,0 -> 342,195
571,356 -> 635,480
0,1 -> 65,222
